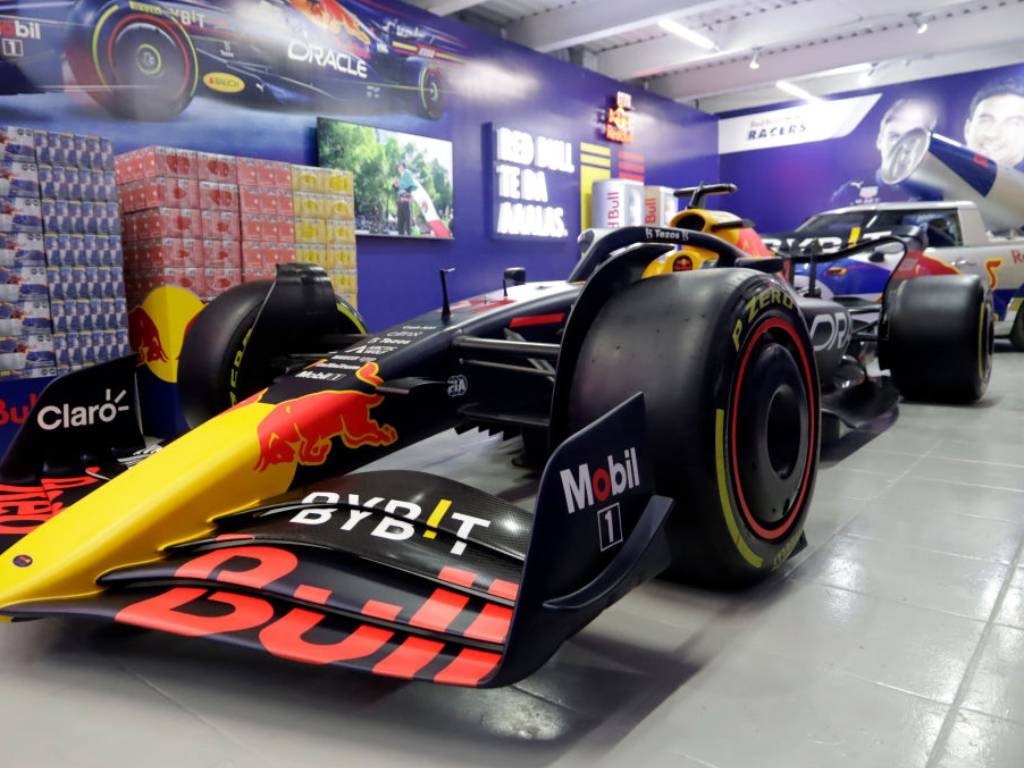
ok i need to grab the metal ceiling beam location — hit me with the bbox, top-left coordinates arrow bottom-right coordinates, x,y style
597,0 -> 972,80
505,0 -> 733,53
406,0 -> 490,16
693,42 -> 1024,114
647,3 -> 1024,102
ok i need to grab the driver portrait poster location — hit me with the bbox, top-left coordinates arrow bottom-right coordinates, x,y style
719,63 -> 1024,231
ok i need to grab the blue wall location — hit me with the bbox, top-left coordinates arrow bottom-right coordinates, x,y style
0,0 -> 717,330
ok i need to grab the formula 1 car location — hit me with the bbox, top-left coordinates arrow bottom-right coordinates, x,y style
764,201 -> 1024,349
0,0 -> 458,121
0,188 -> 991,688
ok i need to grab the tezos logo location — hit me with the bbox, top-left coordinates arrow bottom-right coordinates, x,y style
560,448 -> 640,513
37,388 -> 130,431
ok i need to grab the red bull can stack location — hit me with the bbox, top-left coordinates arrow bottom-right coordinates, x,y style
643,185 -> 678,226
590,178 -> 646,229
34,128 -> 129,375
117,146 -> 241,303
289,164 -> 356,308
118,148 -> 359,310
0,127 -> 55,379
238,158 -> 296,287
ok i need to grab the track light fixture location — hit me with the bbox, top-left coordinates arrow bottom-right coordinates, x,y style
910,13 -> 928,34
749,49 -> 760,70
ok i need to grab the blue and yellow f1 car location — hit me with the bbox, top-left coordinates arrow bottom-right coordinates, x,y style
0,190 -> 992,687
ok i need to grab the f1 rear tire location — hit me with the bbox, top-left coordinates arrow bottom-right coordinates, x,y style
179,281 -> 271,428
178,282 -> 367,428
1010,305 -> 1024,351
417,65 -> 445,120
564,270 -> 820,588
880,275 -> 992,402
66,1 -> 198,121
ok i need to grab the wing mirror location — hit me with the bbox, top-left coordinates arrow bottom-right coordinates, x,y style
503,267 -> 527,296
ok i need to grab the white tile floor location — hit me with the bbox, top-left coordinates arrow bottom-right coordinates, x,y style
2,345 -> 1023,767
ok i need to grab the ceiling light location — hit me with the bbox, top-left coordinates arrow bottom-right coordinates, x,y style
749,50 -> 760,70
910,13 -> 928,34
657,18 -> 717,50
776,79 -> 821,103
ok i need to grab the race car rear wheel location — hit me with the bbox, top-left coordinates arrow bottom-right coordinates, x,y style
417,66 -> 445,120
1010,305 -> 1024,351
880,275 -> 992,402
563,270 -> 820,588
178,282 -> 366,428
65,1 -> 198,121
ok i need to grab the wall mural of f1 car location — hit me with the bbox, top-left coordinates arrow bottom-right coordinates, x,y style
0,184 -> 992,687
0,0 -> 462,121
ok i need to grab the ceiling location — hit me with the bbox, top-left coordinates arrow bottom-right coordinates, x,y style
406,0 -> 1024,113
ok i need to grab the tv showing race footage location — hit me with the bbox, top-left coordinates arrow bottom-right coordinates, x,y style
317,118 -> 454,239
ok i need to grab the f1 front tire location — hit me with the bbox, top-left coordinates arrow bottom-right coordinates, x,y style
565,270 -> 820,588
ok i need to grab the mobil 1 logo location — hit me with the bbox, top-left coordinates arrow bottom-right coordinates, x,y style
597,503 -> 623,551
560,448 -> 638,552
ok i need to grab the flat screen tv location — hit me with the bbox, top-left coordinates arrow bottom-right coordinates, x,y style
317,117 -> 454,239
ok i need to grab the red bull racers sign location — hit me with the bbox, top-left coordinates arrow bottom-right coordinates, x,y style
254,362 -> 398,472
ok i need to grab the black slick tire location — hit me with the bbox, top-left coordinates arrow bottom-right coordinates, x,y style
564,270 -> 820,588
178,281 -> 271,428
880,275 -> 992,402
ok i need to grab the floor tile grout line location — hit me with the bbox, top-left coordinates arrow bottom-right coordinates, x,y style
922,455 -> 1024,470
841,532 -> 1017,564
120,664 -> 276,768
905,476 -> 1024,495
959,704 -> 1024,728
816,438 -> 937,547
923,524 -> 1024,768
788,574 -> 998,625
840,670 -> 962,707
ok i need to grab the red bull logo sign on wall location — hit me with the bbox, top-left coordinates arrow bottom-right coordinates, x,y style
255,362 -> 398,472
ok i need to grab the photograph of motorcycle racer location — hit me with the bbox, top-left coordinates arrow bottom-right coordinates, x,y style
964,77 -> 1024,169
830,98 -> 938,206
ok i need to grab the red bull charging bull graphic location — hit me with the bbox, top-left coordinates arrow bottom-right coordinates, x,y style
128,306 -> 169,364
254,362 -> 398,472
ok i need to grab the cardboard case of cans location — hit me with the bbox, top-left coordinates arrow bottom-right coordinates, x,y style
0,126 -> 130,378
35,129 -> 131,375
117,147 -> 243,301
117,147 -> 357,308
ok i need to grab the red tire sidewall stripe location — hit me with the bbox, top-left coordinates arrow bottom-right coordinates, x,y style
106,13 -> 192,100
729,315 -> 816,541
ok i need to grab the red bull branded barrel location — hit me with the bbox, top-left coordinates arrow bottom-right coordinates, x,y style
883,128 -> 1024,233
644,185 -> 678,226
591,178 -> 645,228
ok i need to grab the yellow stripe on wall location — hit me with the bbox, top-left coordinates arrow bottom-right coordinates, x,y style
580,153 -> 611,168
579,142 -> 611,157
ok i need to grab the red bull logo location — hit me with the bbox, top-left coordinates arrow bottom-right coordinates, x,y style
254,362 -> 397,472
128,306 -> 169,364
